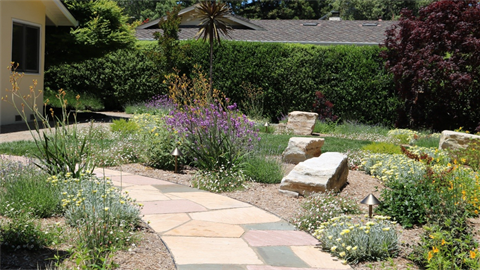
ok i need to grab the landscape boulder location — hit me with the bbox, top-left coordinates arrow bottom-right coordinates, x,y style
282,137 -> 325,164
286,111 -> 318,135
439,130 -> 480,150
279,152 -> 348,196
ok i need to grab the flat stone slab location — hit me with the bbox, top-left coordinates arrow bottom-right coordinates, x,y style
122,185 -> 171,201
439,130 -> 480,150
190,207 -> 281,225
153,184 -> 206,193
110,175 -> 175,185
168,192 -> 251,210
145,213 -> 190,233
243,230 -> 318,247
290,246 -> 351,269
279,152 -> 348,196
282,137 -> 325,164
141,200 -> 207,215
162,236 -> 263,265
254,246 -> 310,268
93,168 -> 133,177
164,220 -> 244,238
178,265 -> 245,270
243,221 -> 297,231
247,266 -> 335,270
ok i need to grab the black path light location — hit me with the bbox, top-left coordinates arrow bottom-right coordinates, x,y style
171,147 -> 183,173
360,194 -> 380,218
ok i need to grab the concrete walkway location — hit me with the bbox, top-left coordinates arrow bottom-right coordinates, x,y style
94,167 -> 351,270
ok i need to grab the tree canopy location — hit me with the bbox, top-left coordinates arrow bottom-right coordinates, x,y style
383,0 -> 480,131
46,0 -> 136,66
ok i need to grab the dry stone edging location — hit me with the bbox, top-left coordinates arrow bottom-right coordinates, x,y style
279,152 -> 348,197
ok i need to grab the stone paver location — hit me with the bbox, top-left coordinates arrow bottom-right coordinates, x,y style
243,230 -> 319,247
243,221 -> 297,231
141,200 -> 207,215
144,213 -> 190,233
164,220 -> 244,237
123,185 -> 171,201
255,246 -> 310,268
169,192 -> 251,210
110,175 -> 175,185
190,207 -> 282,224
162,236 -> 263,265
290,246 -> 351,270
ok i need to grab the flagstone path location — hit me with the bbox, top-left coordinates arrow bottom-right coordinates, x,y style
95,167 -> 352,270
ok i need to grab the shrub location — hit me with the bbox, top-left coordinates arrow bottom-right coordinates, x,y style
166,102 -> 259,171
362,142 -> 401,155
293,191 -> 361,233
243,155 -> 284,184
313,119 -> 338,134
312,91 -> 338,122
387,129 -> 419,144
449,139 -> 480,172
314,215 -> 399,264
192,163 -> 248,193
110,119 -> 139,134
0,207 -> 60,251
410,220 -> 480,269
0,160 -> 61,218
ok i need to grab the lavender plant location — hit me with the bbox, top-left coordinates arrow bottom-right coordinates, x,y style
166,101 -> 259,171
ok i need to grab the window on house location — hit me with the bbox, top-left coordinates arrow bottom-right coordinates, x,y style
12,22 -> 40,73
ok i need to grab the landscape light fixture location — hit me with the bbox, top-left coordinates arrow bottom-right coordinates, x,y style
264,122 -> 269,133
360,194 -> 380,218
171,147 -> 183,173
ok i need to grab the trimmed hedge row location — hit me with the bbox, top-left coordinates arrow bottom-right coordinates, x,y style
45,45 -> 165,110
45,40 -> 399,126
182,41 -> 398,126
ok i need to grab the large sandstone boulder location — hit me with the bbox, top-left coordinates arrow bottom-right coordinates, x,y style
439,130 -> 480,150
282,137 -> 325,164
286,111 -> 318,135
279,152 -> 348,196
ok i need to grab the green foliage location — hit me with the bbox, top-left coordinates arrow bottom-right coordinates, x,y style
192,163 -> 248,193
243,155 -> 284,184
44,87 -> 104,111
449,139 -> 480,172
0,161 -> 62,218
130,114 -> 188,170
179,41 -> 398,125
0,140 -> 40,157
0,207 -> 60,251
114,0 -> 177,22
322,137 -> 372,154
314,215 -> 399,264
110,119 -> 139,134
45,47 -> 164,110
413,136 -> 440,149
293,191 -> 361,233
328,0 -> 434,20
410,220 -> 480,269
46,0 -> 136,65
362,142 -> 401,155
313,119 -> 338,134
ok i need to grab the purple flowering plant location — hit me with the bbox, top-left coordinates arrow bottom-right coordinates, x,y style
165,100 -> 260,171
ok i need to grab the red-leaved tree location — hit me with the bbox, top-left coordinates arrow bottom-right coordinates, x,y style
382,0 -> 480,131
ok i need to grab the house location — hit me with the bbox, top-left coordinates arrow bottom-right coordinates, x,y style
136,5 -> 396,46
0,0 -> 77,127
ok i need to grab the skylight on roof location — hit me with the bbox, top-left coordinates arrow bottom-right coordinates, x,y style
303,23 -> 318,26
362,23 -> 378,27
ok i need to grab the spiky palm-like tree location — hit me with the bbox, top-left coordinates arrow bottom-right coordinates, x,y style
194,1 -> 232,97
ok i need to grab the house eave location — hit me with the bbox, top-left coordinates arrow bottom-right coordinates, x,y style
42,0 -> 78,26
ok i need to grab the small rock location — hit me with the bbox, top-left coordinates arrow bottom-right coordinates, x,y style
286,111 -> 318,135
439,130 -> 480,150
279,152 -> 348,196
282,137 -> 325,164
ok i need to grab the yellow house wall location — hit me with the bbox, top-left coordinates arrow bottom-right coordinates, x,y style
0,1 -> 46,127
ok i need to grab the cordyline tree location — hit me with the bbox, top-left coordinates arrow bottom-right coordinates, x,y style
382,0 -> 480,132
194,1 -> 232,97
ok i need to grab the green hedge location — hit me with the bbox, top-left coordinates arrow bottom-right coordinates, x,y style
45,46 -> 165,110
45,40 -> 399,126
181,40 -> 399,126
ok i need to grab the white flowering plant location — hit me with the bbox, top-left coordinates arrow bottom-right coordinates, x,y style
192,162 -> 249,192
314,215 -> 399,264
293,191 -> 361,233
